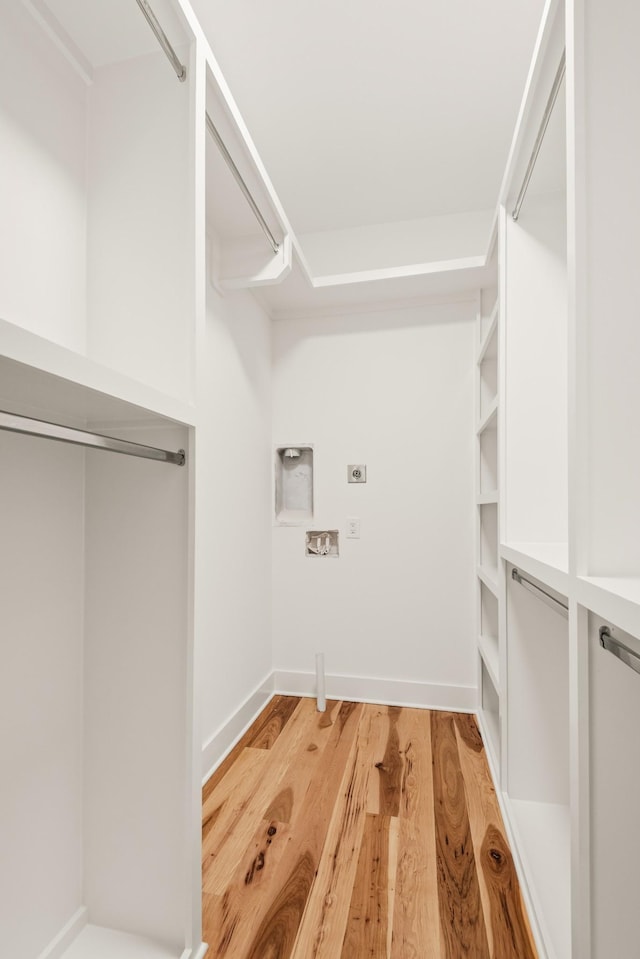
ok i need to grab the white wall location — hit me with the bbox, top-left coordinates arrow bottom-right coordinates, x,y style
271,301 -> 477,701
0,432 -> 85,958
83,426 -> 189,948
504,191 -> 568,548
0,0 -> 87,353
196,285 -> 273,767
86,53 -> 194,402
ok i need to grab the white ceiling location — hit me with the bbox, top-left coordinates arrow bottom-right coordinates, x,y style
190,0 -> 547,236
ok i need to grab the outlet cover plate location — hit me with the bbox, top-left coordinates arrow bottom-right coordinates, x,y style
348,464 -> 367,483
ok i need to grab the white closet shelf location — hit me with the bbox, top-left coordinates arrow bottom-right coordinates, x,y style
576,577 -> 640,639
478,633 -> 500,691
477,695 -> 500,773
501,542 -> 568,596
60,923 -> 193,959
477,303 -> 499,364
477,490 -> 499,505
505,798 -> 571,959
476,398 -> 498,435
0,319 -> 195,428
477,565 -> 499,597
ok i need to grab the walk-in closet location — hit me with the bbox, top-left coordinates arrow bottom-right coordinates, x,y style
1,0 -> 638,956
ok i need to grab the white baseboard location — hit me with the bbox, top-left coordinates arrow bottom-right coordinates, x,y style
181,943 -> 209,959
201,671 -> 275,783
273,669 -> 476,712
36,906 -> 88,959
201,670 -> 476,786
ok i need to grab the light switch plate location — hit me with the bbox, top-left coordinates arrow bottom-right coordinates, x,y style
348,464 -> 367,483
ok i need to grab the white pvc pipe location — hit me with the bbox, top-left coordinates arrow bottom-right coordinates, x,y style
315,652 -> 326,712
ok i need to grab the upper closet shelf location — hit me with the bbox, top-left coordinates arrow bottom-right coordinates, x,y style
501,542 -> 569,595
576,577 -> 640,640
0,319 -> 195,428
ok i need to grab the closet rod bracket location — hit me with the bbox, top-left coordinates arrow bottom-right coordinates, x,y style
599,626 -> 640,676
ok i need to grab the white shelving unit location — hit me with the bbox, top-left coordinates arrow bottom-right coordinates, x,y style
475,280 -> 501,773
0,1 -> 290,957
482,0 -> 640,956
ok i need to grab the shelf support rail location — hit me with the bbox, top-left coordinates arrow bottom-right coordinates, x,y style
511,568 -> 568,617
599,626 -> 640,676
205,112 -> 281,255
0,410 -> 185,466
134,0 -> 186,81
512,50 -> 566,222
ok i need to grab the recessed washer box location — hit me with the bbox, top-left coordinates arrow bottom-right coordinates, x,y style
275,446 -> 313,525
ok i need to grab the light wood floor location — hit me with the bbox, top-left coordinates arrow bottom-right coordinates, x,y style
202,696 -> 538,958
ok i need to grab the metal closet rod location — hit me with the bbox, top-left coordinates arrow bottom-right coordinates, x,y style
512,50 -> 566,222
135,0 -> 186,81
0,410 -> 185,466
599,626 -> 640,676
205,113 -> 281,255
134,0 -> 279,255
512,568 -> 568,614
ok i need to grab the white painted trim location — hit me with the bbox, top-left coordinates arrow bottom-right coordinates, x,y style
180,944 -> 209,959
36,906 -> 88,959
273,669 -> 476,712
201,672 -> 275,783
267,290 -> 478,323
312,255 -> 487,289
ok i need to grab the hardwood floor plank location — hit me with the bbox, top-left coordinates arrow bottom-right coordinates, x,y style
454,714 -> 538,959
202,695 -> 301,804
245,694 -> 302,750
204,700 -> 365,958
202,700 -> 539,959
391,708 -> 442,959
431,710 -> 490,958
340,814 -> 398,959
371,706 -> 403,816
203,698 -> 341,895
202,747 -> 270,869
289,703 -> 389,959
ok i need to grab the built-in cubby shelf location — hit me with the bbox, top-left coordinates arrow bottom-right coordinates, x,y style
475,279 -> 502,783
479,658 -> 500,767
478,301 -> 499,363
476,396 -> 498,436
478,634 -> 499,692
477,564 -> 499,598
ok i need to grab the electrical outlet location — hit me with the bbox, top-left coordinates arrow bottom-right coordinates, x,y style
346,517 -> 360,538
